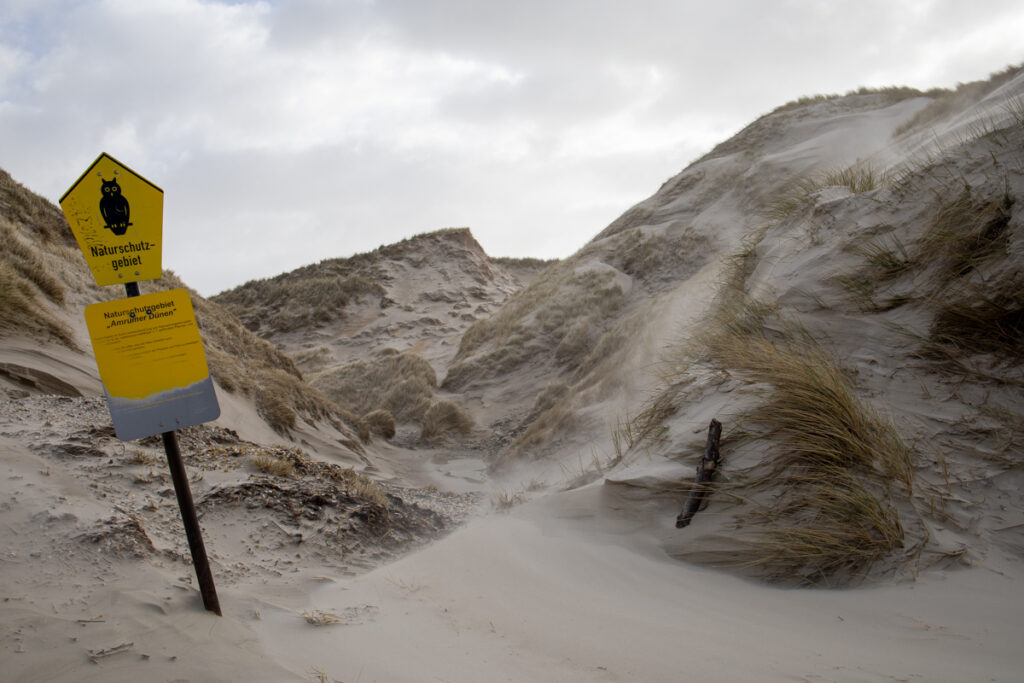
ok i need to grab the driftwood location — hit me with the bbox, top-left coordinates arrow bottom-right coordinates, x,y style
675,419 -> 723,529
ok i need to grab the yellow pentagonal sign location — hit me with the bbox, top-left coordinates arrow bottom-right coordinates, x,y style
59,152 -> 163,286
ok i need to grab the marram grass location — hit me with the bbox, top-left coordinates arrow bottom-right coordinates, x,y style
625,286 -> 914,583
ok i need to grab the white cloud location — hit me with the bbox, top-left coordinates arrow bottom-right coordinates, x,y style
0,0 -> 1021,294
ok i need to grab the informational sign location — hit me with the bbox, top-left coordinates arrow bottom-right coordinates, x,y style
59,152 -> 163,286
84,289 -> 220,441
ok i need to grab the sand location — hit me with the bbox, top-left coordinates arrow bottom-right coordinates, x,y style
2,384 -> 1021,682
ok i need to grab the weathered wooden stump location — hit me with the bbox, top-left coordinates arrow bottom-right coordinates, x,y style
675,418 -> 722,529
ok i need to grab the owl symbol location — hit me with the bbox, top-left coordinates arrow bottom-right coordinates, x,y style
99,177 -> 132,235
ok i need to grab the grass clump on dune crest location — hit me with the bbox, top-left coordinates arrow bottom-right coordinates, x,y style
215,271 -> 386,335
765,163 -> 889,222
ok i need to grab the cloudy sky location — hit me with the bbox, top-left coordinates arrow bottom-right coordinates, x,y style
2,1 -> 1023,295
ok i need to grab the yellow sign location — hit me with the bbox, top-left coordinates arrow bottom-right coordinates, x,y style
60,152 -> 163,286
84,289 -> 219,440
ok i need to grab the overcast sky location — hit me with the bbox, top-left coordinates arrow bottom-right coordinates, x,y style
2,1 -> 1023,295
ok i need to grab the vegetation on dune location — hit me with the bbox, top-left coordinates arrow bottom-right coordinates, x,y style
892,63 -> 1024,138
420,399 -> 474,442
837,165 -> 1021,375
697,85 -> 939,165
444,264 -> 624,390
618,198 -> 918,583
215,271 -> 386,334
363,408 -> 397,439
915,185 -> 1021,372
765,162 -> 890,222
623,88 -> 1021,582
251,453 -> 295,478
0,246 -> 76,347
213,227 -> 512,337
240,444 -> 388,507
311,347 -> 475,442
0,172 -> 80,347
0,169 -> 76,247
312,349 -> 437,425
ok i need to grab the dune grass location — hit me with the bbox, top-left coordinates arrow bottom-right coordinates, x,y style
445,265 -> 623,389
251,454 -> 295,477
0,212 -> 77,347
699,302 -> 911,581
363,408 -> 397,439
907,185 -> 1019,371
619,226 -> 913,582
0,260 -> 76,347
892,63 -> 1024,138
420,399 -> 474,441
835,171 -> 1020,374
312,349 -> 438,424
765,163 -> 889,222
260,446 -> 389,507
214,268 -> 386,335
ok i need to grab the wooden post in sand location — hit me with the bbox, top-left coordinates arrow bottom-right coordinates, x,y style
124,282 -> 222,616
675,419 -> 723,529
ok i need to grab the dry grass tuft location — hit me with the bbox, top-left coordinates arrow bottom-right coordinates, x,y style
420,400 -> 474,441
363,408 -> 397,439
319,464 -> 389,507
918,188 -> 1012,285
302,610 -> 340,626
251,454 -> 295,477
928,295 -> 1022,360
0,260 -> 76,346
766,163 -> 889,222
908,187 -> 1022,371
697,308 -> 912,582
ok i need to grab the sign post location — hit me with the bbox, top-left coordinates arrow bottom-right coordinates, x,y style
61,153 -> 222,616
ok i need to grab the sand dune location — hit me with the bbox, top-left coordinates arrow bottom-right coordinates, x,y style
2,66 -> 1024,682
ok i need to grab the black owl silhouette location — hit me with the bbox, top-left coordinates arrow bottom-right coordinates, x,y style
99,178 -> 132,235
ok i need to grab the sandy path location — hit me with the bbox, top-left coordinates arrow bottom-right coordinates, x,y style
251,488 -> 1024,682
